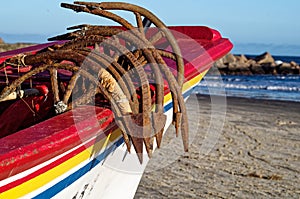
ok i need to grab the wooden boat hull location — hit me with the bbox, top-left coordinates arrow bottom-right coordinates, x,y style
0,26 -> 233,198
0,71 -> 204,199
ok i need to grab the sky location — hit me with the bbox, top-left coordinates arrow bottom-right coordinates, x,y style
0,0 -> 299,56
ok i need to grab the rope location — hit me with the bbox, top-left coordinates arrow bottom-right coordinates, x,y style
20,98 -> 37,118
3,63 -> 9,85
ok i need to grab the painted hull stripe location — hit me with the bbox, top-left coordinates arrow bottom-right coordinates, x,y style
0,125 -> 118,193
0,128 -> 122,198
0,70 -> 207,198
32,71 -> 205,198
32,137 -> 124,199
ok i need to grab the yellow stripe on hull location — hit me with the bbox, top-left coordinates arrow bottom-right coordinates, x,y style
1,130 -> 122,199
1,70 -> 208,198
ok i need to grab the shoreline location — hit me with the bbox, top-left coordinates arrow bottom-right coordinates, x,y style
202,93 -> 300,104
135,94 -> 300,198
196,74 -> 300,103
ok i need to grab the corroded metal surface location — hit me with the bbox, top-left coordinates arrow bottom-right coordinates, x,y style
0,1 -> 189,163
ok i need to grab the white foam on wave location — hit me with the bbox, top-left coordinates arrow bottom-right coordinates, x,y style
199,82 -> 300,91
196,75 -> 300,102
266,86 -> 300,91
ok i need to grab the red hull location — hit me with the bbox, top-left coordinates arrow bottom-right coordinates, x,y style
0,26 -> 233,180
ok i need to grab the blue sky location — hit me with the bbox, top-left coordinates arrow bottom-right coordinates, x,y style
0,0 -> 299,55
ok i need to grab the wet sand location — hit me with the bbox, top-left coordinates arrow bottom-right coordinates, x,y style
134,94 -> 300,198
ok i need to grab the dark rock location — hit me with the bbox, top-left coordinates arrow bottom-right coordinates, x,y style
225,62 -> 251,75
235,54 -> 248,64
222,53 -> 236,64
218,69 -> 228,75
278,62 -> 294,75
228,63 -> 238,71
208,64 -> 222,75
290,61 -> 297,67
239,62 -> 250,70
251,64 -> 265,74
214,59 -> 227,69
211,52 -> 299,75
281,62 -> 291,67
261,63 -> 276,74
246,59 -> 257,66
255,52 -> 275,64
240,69 -> 252,75
271,68 -> 278,75
228,63 -> 250,70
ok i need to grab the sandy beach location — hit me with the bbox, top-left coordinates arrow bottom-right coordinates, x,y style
134,94 -> 300,198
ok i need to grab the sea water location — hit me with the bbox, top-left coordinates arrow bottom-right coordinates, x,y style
195,75 -> 300,102
194,55 -> 300,102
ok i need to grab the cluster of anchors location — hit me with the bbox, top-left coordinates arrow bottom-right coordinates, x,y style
0,2 -> 189,163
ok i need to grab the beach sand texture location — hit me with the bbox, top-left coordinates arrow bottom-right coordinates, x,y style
135,95 -> 300,198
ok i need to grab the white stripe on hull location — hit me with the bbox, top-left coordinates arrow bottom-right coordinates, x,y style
53,107 -> 174,199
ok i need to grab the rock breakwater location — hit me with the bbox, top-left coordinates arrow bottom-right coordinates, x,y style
211,52 -> 300,75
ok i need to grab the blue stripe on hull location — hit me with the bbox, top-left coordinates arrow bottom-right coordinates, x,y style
33,87 -> 195,198
33,138 -> 124,199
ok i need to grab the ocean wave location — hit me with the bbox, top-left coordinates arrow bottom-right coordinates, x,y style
266,86 -> 300,91
196,74 -> 300,102
206,75 -> 300,81
203,76 -> 222,80
275,76 -> 300,80
205,76 -> 243,82
198,83 -> 300,91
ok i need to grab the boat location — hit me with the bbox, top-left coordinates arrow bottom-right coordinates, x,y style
0,2 -> 233,198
